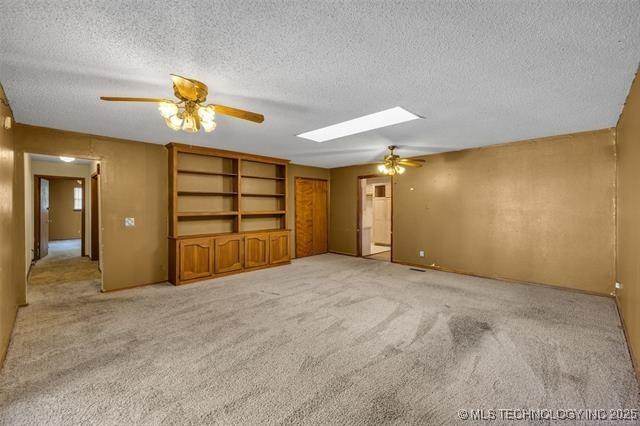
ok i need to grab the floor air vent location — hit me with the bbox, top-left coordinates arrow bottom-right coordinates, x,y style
409,267 -> 426,272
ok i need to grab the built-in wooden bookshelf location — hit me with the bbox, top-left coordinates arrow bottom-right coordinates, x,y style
167,143 -> 291,285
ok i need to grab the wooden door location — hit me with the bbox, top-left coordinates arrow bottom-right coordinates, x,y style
179,237 -> 214,281
270,231 -> 291,264
245,232 -> 269,268
295,178 -> 328,258
39,177 -> 50,259
215,235 -> 243,273
90,174 -> 99,261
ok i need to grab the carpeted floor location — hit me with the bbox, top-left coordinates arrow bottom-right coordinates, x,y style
1,254 -> 637,424
29,239 -> 101,287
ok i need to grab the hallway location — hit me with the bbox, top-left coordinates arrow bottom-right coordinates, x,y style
29,239 -> 100,289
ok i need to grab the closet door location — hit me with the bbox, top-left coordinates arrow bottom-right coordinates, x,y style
295,178 -> 328,258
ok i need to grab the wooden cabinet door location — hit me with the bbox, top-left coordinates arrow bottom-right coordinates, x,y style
179,237 -> 214,281
270,231 -> 290,264
215,235 -> 243,273
245,232 -> 270,268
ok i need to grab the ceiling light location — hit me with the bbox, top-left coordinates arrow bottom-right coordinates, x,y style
181,114 -> 198,133
297,107 -> 421,143
376,145 -> 424,175
165,114 -> 183,131
158,101 -> 178,118
60,156 -> 76,163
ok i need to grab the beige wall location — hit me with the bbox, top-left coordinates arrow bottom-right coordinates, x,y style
13,125 -> 331,296
287,164 -> 331,258
0,84 -> 16,366
330,129 -> 616,295
48,178 -> 82,241
616,68 -> 640,377
13,124 -> 168,296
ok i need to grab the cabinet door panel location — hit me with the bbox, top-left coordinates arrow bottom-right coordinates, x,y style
179,237 -> 214,281
270,231 -> 291,264
245,233 -> 270,268
215,235 -> 243,273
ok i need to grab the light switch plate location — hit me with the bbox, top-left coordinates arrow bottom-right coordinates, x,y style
124,217 -> 135,227
419,250 -> 425,257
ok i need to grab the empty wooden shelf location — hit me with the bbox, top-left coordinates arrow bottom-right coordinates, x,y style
167,143 -> 291,285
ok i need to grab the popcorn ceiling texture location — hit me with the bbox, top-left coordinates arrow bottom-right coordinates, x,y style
0,1 -> 639,167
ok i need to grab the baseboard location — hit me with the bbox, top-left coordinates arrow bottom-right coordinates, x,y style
328,250 -> 357,257
614,295 -> 640,383
101,279 -> 168,293
391,260 -> 613,299
0,305 -> 19,371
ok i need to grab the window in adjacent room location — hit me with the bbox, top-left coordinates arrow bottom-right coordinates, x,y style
73,186 -> 82,211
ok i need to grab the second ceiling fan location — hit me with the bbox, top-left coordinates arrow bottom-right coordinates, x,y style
377,145 -> 425,175
100,74 -> 264,133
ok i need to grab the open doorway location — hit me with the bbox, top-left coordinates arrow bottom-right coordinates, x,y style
357,175 -> 392,262
34,175 -> 85,260
26,153 -> 102,290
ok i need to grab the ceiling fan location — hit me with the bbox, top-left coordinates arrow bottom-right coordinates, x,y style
377,145 -> 425,175
100,74 -> 264,133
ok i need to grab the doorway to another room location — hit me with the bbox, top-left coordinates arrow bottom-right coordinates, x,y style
358,176 -> 392,262
27,154 -> 102,290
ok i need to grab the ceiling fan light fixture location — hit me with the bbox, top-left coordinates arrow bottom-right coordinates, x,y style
197,105 -> 215,122
165,114 -> 183,131
158,101 -> 178,118
181,114 -> 198,133
202,120 -> 217,133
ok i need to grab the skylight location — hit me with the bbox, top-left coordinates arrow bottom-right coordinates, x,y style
296,107 -> 421,142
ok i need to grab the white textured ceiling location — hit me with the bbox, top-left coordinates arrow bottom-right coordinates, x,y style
1,1 -> 639,168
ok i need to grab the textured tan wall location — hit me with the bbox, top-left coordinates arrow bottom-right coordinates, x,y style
0,84 -> 16,366
616,69 -> 640,376
13,124 -> 168,296
287,164 -> 331,258
330,130 -> 616,295
48,178 -> 82,241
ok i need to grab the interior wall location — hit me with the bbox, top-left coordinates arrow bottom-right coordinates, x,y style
23,153 -> 32,275
13,124 -> 167,297
616,68 -> 640,377
286,164 -> 331,258
47,178 -> 82,241
28,160 -> 92,260
330,129 -> 616,295
0,84 -> 16,366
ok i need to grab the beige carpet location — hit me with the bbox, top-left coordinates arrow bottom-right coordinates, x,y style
29,239 -> 101,287
1,254 -> 637,424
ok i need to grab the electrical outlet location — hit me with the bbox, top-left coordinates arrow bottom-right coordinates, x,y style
124,217 -> 135,227
419,250 -> 425,257
615,282 -> 623,289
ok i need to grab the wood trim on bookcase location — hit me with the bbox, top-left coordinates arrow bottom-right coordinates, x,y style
167,142 -> 289,165
166,142 -> 292,285
168,147 -> 178,237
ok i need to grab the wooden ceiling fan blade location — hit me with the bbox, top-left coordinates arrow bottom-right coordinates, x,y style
398,159 -> 425,167
171,74 -> 207,102
100,96 -> 171,103
213,104 -> 264,123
